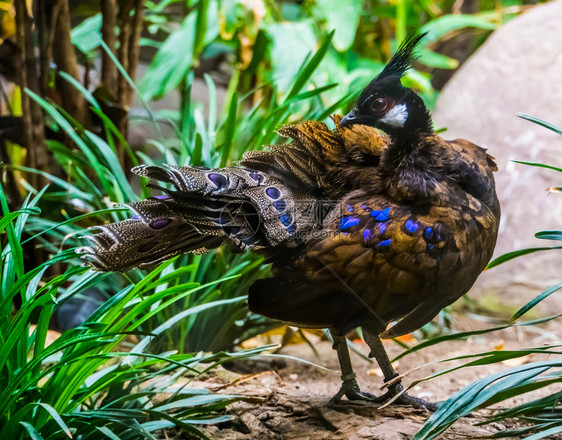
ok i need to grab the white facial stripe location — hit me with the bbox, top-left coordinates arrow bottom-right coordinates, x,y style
380,103 -> 408,128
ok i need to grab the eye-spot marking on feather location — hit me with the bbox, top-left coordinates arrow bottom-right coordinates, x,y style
280,213 -> 293,227
340,216 -> 360,231
370,207 -> 390,221
138,242 -> 157,253
266,187 -> 281,199
248,170 -> 265,184
273,200 -> 287,212
150,219 -> 171,229
207,173 -> 227,189
404,219 -> 419,234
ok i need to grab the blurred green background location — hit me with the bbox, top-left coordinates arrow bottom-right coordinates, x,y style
0,0 -> 559,439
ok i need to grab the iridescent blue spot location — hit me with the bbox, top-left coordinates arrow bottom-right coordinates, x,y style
405,219 -> 419,233
361,204 -> 371,212
208,173 -> 227,189
363,228 -> 371,241
370,207 -> 390,221
346,204 -> 354,213
215,217 -> 229,225
423,227 -> 442,243
340,216 -> 360,231
150,218 -> 171,229
378,222 -> 387,234
153,195 -> 169,200
273,200 -> 287,212
427,244 -> 434,251
131,215 -> 139,219
266,187 -> 281,199
280,214 -> 293,227
377,239 -> 392,249
248,170 -> 264,184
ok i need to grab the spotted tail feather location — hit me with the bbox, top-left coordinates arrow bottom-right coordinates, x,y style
77,198 -> 225,272
78,164 -> 317,272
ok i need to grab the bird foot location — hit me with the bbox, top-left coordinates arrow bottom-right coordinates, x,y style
330,376 -> 439,411
330,374 -> 380,403
379,381 -> 440,412
393,392 -> 440,412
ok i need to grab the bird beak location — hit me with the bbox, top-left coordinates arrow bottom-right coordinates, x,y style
339,109 -> 360,128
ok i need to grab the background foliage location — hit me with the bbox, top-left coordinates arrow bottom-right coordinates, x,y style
0,0 -> 557,438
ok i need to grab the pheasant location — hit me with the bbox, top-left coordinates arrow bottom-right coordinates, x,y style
78,33 -> 500,410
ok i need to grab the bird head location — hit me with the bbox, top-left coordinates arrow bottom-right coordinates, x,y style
340,33 -> 433,139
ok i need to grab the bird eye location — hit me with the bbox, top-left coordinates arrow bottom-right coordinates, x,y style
370,98 -> 389,114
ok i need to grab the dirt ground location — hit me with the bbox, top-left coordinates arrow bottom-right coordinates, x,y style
187,316 -> 561,440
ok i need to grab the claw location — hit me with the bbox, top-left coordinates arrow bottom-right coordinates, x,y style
379,381 -> 440,412
395,392 -> 440,412
331,377 -> 440,411
330,378 -> 379,403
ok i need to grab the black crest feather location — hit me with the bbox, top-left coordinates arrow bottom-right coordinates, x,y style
358,32 -> 427,103
379,32 -> 426,80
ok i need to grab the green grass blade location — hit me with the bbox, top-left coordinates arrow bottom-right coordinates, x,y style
511,282 -> 562,321
512,160 -> 562,173
285,31 -> 334,102
487,246 -> 562,269
517,113 -> 562,136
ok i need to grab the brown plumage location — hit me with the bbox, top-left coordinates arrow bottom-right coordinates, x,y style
79,33 -> 500,409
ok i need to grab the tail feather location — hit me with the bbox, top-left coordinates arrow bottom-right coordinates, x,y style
78,120 -> 355,272
77,205 -> 225,272
79,163 -> 316,271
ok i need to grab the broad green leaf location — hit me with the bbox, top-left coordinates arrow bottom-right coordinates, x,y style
96,426 -> 122,440
70,13 -> 102,55
314,0 -> 362,51
264,21 -> 317,94
140,13 -> 197,100
414,360 -> 560,439
19,422 -> 44,440
285,31 -> 334,102
418,47 -> 458,69
420,14 -> 495,42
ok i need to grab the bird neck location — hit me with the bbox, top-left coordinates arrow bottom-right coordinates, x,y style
382,132 -> 443,202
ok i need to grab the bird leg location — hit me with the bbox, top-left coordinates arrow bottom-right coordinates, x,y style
363,329 -> 439,411
330,335 -> 378,403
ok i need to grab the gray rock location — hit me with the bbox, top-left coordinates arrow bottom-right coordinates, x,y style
433,1 -> 562,315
